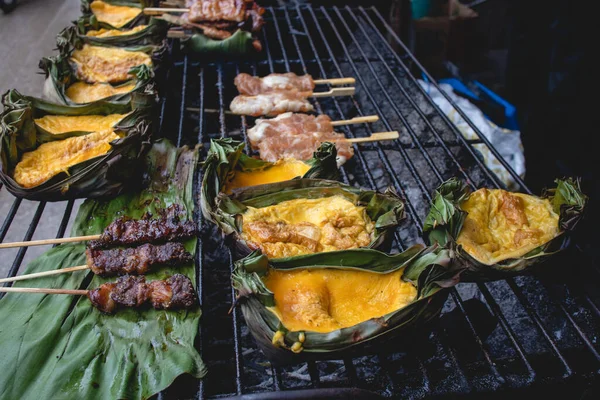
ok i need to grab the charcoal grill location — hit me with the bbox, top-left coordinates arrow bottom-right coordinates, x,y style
1,4 -> 599,399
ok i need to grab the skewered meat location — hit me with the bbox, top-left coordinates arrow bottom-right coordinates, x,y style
88,205 -> 197,249
230,92 -> 314,117
86,242 -> 193,276
88,274 -> 197,314
185,0 -> 264,35
246,113 -> 354,166
234,73 -> 315,96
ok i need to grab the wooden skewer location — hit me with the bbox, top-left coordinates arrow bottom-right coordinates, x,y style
167,30 -> 188,39
344,131 -> 399,143
0,287 -> 88,295
313,78 -> 355,85
0,234 -> 100,250
144,7 -> 189,15
311,87 -> 355,98
0,265 -> 89,284
331,115 -> 379,126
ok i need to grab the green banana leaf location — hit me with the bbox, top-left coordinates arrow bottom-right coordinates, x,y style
81,0 -> 152,30
423,177 -> 587,281
63,17 -> 168,47
200,138 -> 340,222
233,244 -> 458,363
210,178 -> 405,261
0,89 -> 152,201
181,30 -> 258,55
0,139 -> 206,400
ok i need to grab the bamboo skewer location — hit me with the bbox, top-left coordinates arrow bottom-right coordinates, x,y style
0,235 -> 100,250
144,7 -> 189,15
0,265 -> 89,284
313,78 -> 355,85
343,131 -> 399,143
331,115 -> 379,126
310,87 -> 355,98
0,287 -> 88,295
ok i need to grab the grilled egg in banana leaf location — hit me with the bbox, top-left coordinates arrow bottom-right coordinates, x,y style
232,245 -> 457,363
200,138 -> 339,222
0,90 -> 151,200
81,0 -> 150,30
210,178 -> 405,260
63,17 -> 168,47
423,178 -> 587,281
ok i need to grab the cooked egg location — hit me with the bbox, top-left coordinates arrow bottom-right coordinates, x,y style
34,113 -> 127,135
65,81 -> 137,104
86,25 -> 147,38
90,0 -> 142,28
224,158 -> 311,194
70,45 -> 152,84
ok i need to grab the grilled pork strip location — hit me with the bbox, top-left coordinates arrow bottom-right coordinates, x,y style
234,73 -> 315,96
87,274 -> 197,314
88,205 -> 197,249
230,92 -> 314,116
86,242 -> 193,276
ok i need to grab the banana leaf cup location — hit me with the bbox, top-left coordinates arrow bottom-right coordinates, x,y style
0,89 -> 152,201
423,178 -> 587,281
209,178 -> 405,261
200,138 -> 340,222
63,17 -> 168,47
80,0 -> 154,30
41,31 -> 167,106
232,244 -> 459,364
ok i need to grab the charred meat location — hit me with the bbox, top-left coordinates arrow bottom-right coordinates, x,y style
87,274 -> 197,314
234,73 -> 315,96
230,92 -> 314,117
184,0 -> 264,41
86,242 -> 193,276
88,205 -> 197,249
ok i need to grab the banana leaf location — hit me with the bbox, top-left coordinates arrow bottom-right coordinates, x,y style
200,138 -> 340,222
0,89 -> 152,201
62,17 -> 168,47
181,30 -> 258,55
81,0 -> 152,30
232,244 -> 458,363
0,139 -> 206,400
423,177 -> 587,281
210,178 -> 405,260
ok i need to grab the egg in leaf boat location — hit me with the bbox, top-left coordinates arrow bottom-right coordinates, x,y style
200,138 -> 339,221
81,0 -> 150,30
63,17 -> 168,47
423,178 -> 587,281
0,89 -> 151,200
232,245 -> 457,363
209,178 -> 405,260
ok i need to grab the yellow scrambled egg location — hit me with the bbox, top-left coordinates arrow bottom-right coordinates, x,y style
86,25 -> 147,38
90,0 -> 142,28
224,158 -> 311,194
34,113 -> 127,135
241,196 -> 374,258
13,129 -> 120,188
457,188 -> 559,264
263,267 -> 417,333
65,81 -> 137,104
70,45 -> 152,84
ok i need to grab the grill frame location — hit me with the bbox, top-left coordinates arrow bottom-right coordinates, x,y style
1,5 -> 599,399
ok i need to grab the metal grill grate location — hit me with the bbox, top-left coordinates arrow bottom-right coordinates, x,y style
1,5 -> 599,399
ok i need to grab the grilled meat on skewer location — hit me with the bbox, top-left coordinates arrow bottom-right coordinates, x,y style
183,0 -> 265,40
234,73 -> 315,96
230,92 -> 314,116
88,205 -> 197,249
86,242 -> 193,276
88,274 -> 197,314
247,113 -> 354,166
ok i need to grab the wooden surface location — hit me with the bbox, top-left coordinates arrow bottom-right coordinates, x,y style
0,0 -> 82,279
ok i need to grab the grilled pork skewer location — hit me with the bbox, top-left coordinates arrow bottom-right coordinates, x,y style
0,242 -> 193,284
0,205 -> 197,250
234,73 -> 355,96
0,274 -> 197,314
229,88 -> 355,117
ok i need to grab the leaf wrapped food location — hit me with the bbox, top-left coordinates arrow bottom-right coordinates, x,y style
232,245 -> 458,363
0,89 -> 152,200
423,178 -> 587,281
181,30 -> 259,55
200,137 -> 340,221
0,139 -> 206,399
62,17 -> 168,47
81,0 -> 151,29
209,178 -> 405,260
